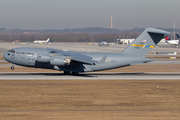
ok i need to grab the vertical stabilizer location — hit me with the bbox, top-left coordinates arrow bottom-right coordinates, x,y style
47,38 -> 50,42
121,28 -> 170,56
176,34 -> 180,40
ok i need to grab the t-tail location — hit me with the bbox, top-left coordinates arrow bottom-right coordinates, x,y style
121,28 -> 171,56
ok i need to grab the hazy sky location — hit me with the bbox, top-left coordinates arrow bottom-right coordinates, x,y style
0,0 -> 179,30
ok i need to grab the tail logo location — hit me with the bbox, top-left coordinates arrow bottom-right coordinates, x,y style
165,36 -> 170,40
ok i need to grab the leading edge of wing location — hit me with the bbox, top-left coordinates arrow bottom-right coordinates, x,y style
57,50 -> 98,65
71,57 -> 97,65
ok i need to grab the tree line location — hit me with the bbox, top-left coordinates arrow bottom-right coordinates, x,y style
0,32 -> 141,43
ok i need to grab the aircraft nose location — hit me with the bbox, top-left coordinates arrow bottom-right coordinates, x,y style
3,52 -> 9,61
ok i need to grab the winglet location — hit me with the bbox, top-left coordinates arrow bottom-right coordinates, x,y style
98,54 -> 107,64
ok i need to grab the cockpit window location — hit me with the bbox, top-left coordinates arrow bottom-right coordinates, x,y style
8,49 -> 15,53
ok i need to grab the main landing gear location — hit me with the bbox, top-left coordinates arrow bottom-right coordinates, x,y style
64,71 -> 70,75
64,71 -> 79,75
11,65 -> 14,70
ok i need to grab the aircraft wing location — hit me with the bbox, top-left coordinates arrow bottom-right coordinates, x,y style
57,50 -> 98,65
70,57 -> 97,65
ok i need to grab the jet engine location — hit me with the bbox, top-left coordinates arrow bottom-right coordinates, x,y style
50,56 -> 71,66
37,54 -> 51,62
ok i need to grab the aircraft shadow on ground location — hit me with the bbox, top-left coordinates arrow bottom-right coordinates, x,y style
0,73 -> 179,78
0,72 -> 150,77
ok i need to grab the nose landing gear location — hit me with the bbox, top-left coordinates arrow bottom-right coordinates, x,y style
11,65 -> 14,70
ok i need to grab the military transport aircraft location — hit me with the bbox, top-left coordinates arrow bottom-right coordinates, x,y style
3,28 -> 170,75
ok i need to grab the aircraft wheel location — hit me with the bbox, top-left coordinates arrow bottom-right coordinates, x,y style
72,72 -> 79,75
11,66 -> 14,70
64,71 -> 70,75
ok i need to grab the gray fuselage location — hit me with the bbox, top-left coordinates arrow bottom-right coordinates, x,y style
3,47 -> 152,73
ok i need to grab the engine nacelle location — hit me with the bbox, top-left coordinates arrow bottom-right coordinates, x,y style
37,54 -> 51,62
50,56 -> 71,66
